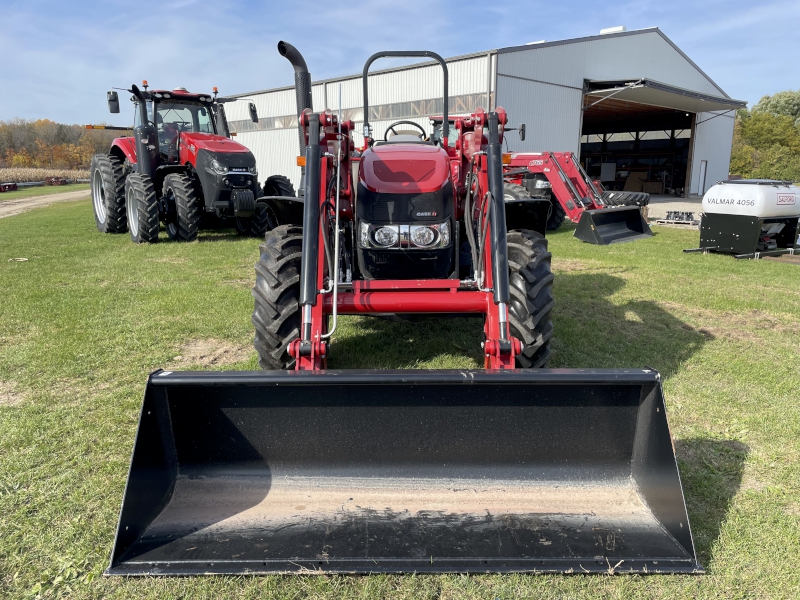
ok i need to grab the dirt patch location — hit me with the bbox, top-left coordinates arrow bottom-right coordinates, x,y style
0,381 -> 25,407
171,339 -> 252,367
763,254 -> 800,265
0,190 -> 91,219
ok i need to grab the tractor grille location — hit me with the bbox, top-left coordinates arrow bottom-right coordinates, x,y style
357,182 -> 453,224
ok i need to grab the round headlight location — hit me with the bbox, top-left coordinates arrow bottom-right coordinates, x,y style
374,226 -> 398,247
411,226 -> 435,247
248,166 -> 258,175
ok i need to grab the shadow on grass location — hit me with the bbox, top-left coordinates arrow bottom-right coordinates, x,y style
676,438 -> 748,569
551,272 -> 710,379
329,272 -> 709,376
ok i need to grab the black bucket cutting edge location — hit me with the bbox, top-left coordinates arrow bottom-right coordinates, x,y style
574,207 -> 653,245
107,368 -> 702,575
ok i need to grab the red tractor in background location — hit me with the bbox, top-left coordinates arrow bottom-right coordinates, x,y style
90,83 -> 294,243
430,117 -> 652,244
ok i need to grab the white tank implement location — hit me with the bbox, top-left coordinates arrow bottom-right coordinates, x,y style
702,180 -> 800,217
687,179 -> 800,259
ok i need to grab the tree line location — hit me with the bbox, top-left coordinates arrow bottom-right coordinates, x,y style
0,119 -> 119,170
730,90 -> 800,181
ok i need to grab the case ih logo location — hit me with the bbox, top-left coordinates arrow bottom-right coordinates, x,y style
777,193 -> 796,205
529,160 -> 544,166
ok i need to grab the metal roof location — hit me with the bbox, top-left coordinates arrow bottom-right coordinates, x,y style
232,28 -> 734,106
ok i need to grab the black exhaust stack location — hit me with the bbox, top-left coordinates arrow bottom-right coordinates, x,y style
278,41 -> 312,196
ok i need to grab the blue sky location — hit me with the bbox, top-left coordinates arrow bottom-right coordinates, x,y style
1,0 -> 797,125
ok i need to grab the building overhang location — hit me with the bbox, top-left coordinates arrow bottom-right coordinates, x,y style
585,79 -> 747,113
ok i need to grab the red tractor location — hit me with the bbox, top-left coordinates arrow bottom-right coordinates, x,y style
252,51 -> 553,371
89,83 -> 294,243
503,151 -> 652,244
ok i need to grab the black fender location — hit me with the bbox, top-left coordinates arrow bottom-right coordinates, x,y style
258,195 -> 304,226
504,198 -> 550,237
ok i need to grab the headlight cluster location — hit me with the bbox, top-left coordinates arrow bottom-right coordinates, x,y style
359,220 -> 451,249
532,179 -> 551,189
210,159 -> 228,175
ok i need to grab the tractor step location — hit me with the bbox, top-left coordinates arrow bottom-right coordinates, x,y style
107,369 -> 701,575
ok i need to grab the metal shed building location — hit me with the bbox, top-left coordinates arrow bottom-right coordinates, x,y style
225,27 -> 745,198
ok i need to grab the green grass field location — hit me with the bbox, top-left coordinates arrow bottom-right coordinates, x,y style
0,184 -> 90,203
1,197 -> 799,599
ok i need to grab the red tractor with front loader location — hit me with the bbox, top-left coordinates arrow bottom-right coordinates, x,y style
106,46 -> 701,576
89,83 -> 294,243
503,151 -> 652,244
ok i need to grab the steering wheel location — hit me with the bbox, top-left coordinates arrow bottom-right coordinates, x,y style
383,120 -> 427,141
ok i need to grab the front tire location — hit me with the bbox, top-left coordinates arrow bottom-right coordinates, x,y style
235,204 -> 277,237
252,225 -> 303,369
507,229 -> 554,368
546,195 -> 566,231
125,173 -> 159,244
163,174 -> 200,242
90,154 -> 127,233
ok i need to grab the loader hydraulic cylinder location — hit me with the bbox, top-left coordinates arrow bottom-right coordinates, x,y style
299,115 -> 322,326
487,112 -> 510,309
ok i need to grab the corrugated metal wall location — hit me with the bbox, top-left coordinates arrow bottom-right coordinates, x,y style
497,30 -> 733,191
227,55 -> 491,189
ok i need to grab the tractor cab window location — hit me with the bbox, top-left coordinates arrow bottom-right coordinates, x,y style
431,122 -> 457,148
154,100 -> 216,159
133,100 -> 154,129
196,107 -> 213,133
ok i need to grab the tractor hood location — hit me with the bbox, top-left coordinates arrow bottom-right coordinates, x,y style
180,132 -> 251,155
359,144 -> 451,194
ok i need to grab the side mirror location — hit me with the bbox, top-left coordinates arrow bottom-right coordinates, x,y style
518,123 -> 526,142
249,102 -> 258,123
108,91 -> 120,114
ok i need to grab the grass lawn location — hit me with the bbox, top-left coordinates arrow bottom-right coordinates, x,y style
1,198 -> 799,599
0,184 -> 91,203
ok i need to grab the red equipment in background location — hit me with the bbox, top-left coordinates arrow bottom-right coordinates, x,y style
504,151 -> 653,244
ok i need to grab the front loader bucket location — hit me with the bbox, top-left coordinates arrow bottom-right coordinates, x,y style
108,369 -> 702,575
574,206 -> 653,244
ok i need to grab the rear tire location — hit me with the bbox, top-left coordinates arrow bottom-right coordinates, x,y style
90,153 -> 127,233
507,229 -> 554,368
262,174 -> 295,199
163,174 -> 200,242
252,225 -> 303,369
125,173 -> 159,244
236,175 -> 295,237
